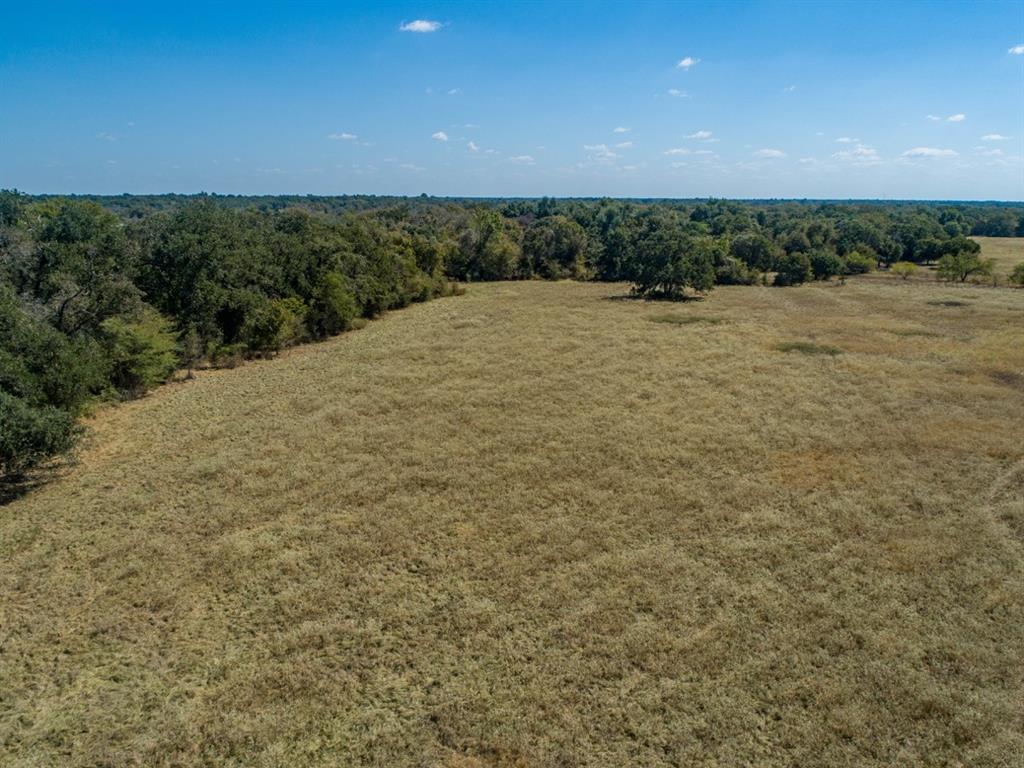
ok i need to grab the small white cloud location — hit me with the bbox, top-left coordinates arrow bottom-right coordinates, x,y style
328,132 -> 358,141
467,141 -> 480,152
677,56 -> 700,70
664,148 -> 690,156
926,115 -> 942,121
666,88 -> 689,98
96,131 -> 118,141
832,144 -> 880,164
1009,44 -> 1024,55
753,148 -> 786,158
613,126 -> 630,133
783,84 -> 797,92
902,147 -> 958,157
975,147 -> 1004,157
509,155 -> 535,164
947,113 -> 966,122
835,137 -> 860,143
615,141 -> 633,149
584,143 -> 618,158
400,19 -> 441,33
981,133 -> 1010,141
464,123 -> 479,129
431,131 -> 449,141
687,130 -> 713,140
447,88 -> 462,96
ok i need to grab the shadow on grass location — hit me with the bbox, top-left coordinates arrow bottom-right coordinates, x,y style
1,462 -> 73,507
604,292 -> 707,303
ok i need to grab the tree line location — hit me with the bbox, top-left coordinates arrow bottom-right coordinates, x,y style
2,190 -> 1022,481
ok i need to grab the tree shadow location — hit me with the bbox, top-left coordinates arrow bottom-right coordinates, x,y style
0,461 -> 73,506
602,291 -> 707,303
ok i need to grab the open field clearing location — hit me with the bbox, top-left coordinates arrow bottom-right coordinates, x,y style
1,279 -> 1023,766
974,236 -> 1024,278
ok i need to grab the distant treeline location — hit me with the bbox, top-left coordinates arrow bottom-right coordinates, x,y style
2,190 -> 1023,480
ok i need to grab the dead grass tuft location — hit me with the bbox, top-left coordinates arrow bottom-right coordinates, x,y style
774,340 -> 842,355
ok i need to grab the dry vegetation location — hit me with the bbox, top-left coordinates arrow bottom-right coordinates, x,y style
974,236 -> 1024,279
1,278 -> 1023,766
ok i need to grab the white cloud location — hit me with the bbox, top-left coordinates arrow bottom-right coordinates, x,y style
981,133 -> 1010,141
1009,44 -> 1024,55
753,148 -> 786,158
447,88 -> 462,95
509,155 -> 535,164
677,56 -> 700,70
926,115 -> 942,121
467,141 -> 480,152
400,20 -> 441,33
975,147 -> 1004,157
328,132 -> 357,141
666,88 -> 689,98
613,126 -> 630,133
832,144 -> 880,164
431,131 -> 448,142
686,130 -> 713,140
663,148 -> 691,156
615,141 -> 633,149
783,84 -> 797,92
835,137 -> 860,143
902,147 -> 958,157
584,143 -> 618,159
947,113 -> 966,122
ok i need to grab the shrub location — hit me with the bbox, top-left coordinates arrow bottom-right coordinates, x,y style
715,257 -> 759,285
937,252 -> 993,283
890,261 -> 919,280
100,309 -> 179,398
309,272 -> 359,337
773,252 -> 812,286
0,391 -> 81,478
1010,263 -> 1024,287
809,249 -> 844,280
842,251 -> 875,275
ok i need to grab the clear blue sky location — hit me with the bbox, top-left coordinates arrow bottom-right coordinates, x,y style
2,1 -> 1023,199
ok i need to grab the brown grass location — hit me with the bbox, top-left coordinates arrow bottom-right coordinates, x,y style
974,236 -> 1024,278
1,278 -> 1023,766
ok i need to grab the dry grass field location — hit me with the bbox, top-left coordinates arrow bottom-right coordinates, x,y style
974,236 -> 1024,278
1,278 -> 1023,767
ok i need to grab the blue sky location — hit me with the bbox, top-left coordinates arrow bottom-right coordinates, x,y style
2,1 -> 1023,199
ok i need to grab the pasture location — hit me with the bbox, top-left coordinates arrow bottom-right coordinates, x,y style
1,278 -> 1022,766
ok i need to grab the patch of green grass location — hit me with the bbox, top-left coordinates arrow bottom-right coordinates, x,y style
774,340 -> 842,356
649,314 -> 723,326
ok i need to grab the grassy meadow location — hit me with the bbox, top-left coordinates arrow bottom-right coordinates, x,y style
974,236 -> 1024,278
1,278 -> 1022,766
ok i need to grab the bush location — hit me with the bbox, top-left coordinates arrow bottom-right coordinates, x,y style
937,252 -> 993,283
842,252 -> 875,275
773,252 -> 812,286
809,250 -> 844,280
0,391 -> 81,478
1010,263 -> 1024,287
714,257 -> 759,285
100,309 -> 179,397
309,272 -> 359,337
890,261 -> 919,280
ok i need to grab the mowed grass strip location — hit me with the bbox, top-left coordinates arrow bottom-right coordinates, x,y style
1,279 -> 1023,767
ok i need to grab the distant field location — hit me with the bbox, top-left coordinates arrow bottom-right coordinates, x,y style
1,279 -> 1022,766
973,236 -> 1024,277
